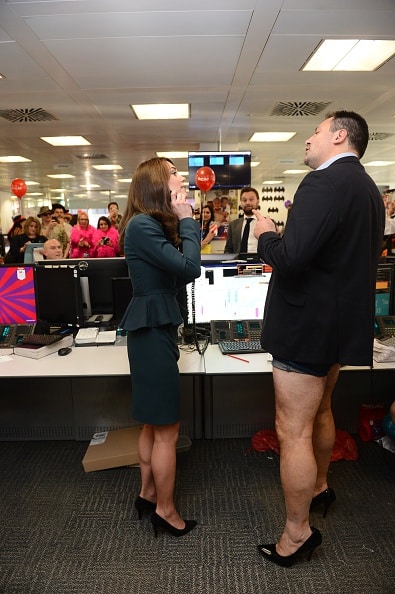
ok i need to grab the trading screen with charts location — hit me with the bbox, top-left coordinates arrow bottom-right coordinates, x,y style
186,263 -> 271,325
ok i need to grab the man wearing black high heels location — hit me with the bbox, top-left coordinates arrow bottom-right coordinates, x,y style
253,110 -> 385,566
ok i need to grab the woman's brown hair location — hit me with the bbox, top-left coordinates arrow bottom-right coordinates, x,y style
119,157 -> 180,247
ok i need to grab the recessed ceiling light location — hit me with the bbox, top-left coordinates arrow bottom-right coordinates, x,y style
24,180 -> 39,185
302,39 -> 395,71
92,164 -> 123,171
364,161 -> 395,166
47,174 -> 75,179
251,161 -> 260,167
131,103 -> 190,120
0,155 -> 32,163
156,151 -> 189,159
282,169 -> 309,174
80,184 -> 100,189
26,192 -> 44,196
41,136 -> 91,146
249,132 -> 296,142
118,178 -> 132,183
263,180 -> 283,184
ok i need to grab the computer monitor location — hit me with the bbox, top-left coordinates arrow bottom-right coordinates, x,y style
23,242 -> 45,264
112,277 -> 133,327
38,257 -> 129,314
186,262 -> 271,324
375,263 -> 393,316
35,265 -> 85,327
0,264 -> 37,324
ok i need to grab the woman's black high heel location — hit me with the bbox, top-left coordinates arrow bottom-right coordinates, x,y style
257,527 -> 322,568
134,496 -> 156,520
151,512 -> 197,538
310,487 -> 336,518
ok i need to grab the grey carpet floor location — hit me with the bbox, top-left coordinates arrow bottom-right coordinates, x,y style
0,437 -> 394,594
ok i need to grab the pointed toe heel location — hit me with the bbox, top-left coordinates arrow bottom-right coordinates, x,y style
257,527 -> 322,568
310,488 -> 336,518
134,496 -> 156,520
151,512 -> 197,538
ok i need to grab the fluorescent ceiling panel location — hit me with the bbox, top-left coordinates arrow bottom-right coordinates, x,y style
131,103 -> 190,120
303,40 -> 395,71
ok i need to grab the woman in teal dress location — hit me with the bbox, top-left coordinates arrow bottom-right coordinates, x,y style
119,157 -> 201,538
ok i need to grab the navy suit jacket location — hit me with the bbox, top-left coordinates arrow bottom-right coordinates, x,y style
258,157 -> 385,366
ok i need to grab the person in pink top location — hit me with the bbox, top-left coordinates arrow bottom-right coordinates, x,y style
93,216 -> 120,258
69,211 -> 96,258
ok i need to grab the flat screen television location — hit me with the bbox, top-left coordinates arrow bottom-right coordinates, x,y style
186,262 -> 270,324
38,257 -> 129,315
188,151 -> 251,190
0,264 -> 37,324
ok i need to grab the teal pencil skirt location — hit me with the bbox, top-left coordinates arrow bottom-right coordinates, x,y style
127,324 -> 180,425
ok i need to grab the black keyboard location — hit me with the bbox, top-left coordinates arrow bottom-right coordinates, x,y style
21,334 -> 63,346
218,340 -> 266,354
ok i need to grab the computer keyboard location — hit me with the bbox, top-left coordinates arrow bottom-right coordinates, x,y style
218,340 -> 266,354
21,334 -> 64,346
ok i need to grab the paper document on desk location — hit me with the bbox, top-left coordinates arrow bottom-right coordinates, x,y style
373,338 -> 395,362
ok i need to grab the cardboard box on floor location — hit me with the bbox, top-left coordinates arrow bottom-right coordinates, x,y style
82,425 -> 142,472
82,426 -> 192,472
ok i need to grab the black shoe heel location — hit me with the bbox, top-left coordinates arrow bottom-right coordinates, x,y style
310,488 -> 336,518
134,496 -> 156,520
151,512 -> 197,538
257,527 -> 322,568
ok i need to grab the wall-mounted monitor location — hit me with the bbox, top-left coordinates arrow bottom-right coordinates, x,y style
188,151 -> 251,190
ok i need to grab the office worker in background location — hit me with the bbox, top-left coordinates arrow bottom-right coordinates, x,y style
108,201 -> 123,229
119,157 -> 201,538
42,238 -> 64,260
69,211 -> 96,258
6,214 -> 26,243
93,216 -> 120,258
224,187 -> 260,254
252,111 -> 384,567
200,203 -> 217,254
48,203 -> 72,258
37,206 -> 56,237
5,216 -> 47,264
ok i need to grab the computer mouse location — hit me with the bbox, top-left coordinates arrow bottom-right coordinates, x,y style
58,347 -> 72,356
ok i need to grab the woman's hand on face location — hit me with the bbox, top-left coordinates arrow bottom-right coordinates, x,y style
170,190 -> 192,220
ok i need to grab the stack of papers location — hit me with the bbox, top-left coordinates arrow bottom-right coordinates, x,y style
75,328 -> 116,346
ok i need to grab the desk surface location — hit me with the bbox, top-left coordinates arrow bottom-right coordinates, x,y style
0,344 -> 206,378
0,341 -> 393,378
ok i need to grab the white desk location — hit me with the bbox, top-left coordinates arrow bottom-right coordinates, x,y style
0,342 -> 393,441
0,344 -> 205,441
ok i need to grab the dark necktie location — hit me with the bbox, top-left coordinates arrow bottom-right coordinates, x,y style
240,218 -> 252,253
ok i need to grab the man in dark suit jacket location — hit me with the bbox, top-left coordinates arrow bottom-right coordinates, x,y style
253,111 -> 385,566
224,187 -> 260,254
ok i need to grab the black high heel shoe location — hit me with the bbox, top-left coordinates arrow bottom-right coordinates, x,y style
151,512 -> 197,538
257,527 -> 322,568
134,496 -> 156,520
310,488 -> 336,518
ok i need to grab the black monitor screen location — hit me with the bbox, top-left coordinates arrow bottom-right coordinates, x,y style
0,264 -> 37,324
35,265 -> 84,327
375,263 -> 393,316
188,151 -> 251,190
38,257 -> 129,314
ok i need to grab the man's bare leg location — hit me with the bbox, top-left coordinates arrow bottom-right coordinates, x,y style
273,366 -> 326,556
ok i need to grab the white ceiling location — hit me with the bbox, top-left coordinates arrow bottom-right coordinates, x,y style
0,0 -> 395,210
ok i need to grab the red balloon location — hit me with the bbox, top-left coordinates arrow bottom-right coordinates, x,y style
195,167 -> 215,193
11,178 -> 27,199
